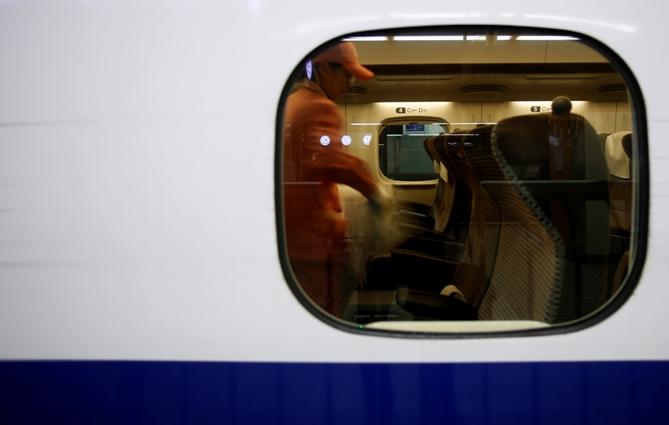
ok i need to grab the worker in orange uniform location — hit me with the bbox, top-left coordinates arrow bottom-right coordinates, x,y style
282,41 -> 383,316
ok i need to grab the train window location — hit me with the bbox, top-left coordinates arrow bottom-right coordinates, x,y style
277,28 -> 646,336
379,122 -> 443,181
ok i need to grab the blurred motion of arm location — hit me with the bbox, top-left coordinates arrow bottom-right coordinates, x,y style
304,101 -> 379,201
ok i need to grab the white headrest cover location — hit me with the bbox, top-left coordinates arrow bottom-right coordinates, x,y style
605,131 -> 632,179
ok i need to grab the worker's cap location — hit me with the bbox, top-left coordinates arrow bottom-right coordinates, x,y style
314,42 -> 374,81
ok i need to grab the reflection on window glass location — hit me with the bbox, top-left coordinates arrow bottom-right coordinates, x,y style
279,29 -> 641,335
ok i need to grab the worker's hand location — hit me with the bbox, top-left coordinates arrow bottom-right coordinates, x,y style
368,186 -> 394,216
366,185 -> 409,253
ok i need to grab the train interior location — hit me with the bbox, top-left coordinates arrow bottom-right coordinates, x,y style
281,30 -> 636,333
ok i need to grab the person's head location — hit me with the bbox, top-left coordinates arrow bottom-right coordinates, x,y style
313,42 -> 374,100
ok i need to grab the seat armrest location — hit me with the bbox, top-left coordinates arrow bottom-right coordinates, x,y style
392,238 -> 464,261
365,250 -> 458,292
393,212 -> 435,230
395,288 -> 477,320
396,200 -> 431,215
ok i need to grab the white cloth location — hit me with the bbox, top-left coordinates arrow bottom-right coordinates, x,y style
440,284 -> 464,301
605,131 -> 632,179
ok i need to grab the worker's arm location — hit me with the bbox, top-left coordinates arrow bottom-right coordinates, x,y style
303,101 -> 379,200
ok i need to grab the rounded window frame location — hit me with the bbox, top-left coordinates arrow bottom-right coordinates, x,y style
274,25 -> 649,339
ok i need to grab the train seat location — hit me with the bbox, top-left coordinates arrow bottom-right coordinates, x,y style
598,132 -> 610,150
397,124 -> 564,322
434,126 -> 500,307
606,131 -> 633,231
492,97 -> 611,321
605,131 -> 633,294
387,129 -> 494,307
364,135 -> 475,292
425,136 -> 456,233
389,136 -> 468,247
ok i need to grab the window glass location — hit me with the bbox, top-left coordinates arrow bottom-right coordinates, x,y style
278,29 -> 644,335
379,123 -> 444,181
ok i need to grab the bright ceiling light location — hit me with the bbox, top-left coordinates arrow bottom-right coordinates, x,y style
466,35 -> 487,41
343,36 -> 388,41
516,35 -> 579,41
393,35 -> 464,41
496,35 -> 513,41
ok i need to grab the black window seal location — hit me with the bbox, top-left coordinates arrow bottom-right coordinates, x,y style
274,25 -> 649,339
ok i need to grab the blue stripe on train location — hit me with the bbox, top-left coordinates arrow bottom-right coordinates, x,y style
1,361 -> 667,424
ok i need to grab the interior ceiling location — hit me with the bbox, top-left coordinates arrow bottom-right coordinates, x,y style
341,39 -> 629,104
344,64 -> 628,104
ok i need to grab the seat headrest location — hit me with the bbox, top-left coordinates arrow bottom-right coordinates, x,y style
621,133 -> 633,159
605,131 -> 632,179
598,132 -> 610,147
